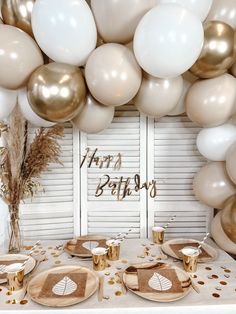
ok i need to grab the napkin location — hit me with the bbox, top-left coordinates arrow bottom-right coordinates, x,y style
38,272 -> 88,299
169,242 -> 211,259
74,239 -> 107,255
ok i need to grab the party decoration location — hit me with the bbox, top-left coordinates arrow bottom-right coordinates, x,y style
193,161 -> 236,209
156,0 -> 213,21
18,89 -> 55,127
82,241 -> 99,251
85,43 -> 142,107
226,142 -> 236,184
135,74 -> 183,118
186,74 -> 236,127
133,4 -> 204,78
190,21 -> 235,79
72,94 -> 114,134
31,0 -> 97,66
91,0 -> 157,44
221,196 -> 236,244
0,87 -> 17,120
27,63 -> 86,123
168,71 -> 197,116
2,0 -> 35,36
206,0 -> 236,29
197,124 -> 236,161
148,273 -> 172,291
0,25 -> 43,89
52,277 -> 77,296
211,211 -> 236,255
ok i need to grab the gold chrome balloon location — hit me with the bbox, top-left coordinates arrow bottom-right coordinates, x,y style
221,196 -> 236,244
190,21 -> 236,79
2,0 -> 35,36
27,63 -> 86,123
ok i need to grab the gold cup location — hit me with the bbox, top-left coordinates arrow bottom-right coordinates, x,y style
92,247 -> 107,271
6,263 -> 24,291
181,246 -> 200,273
152,226 -> 165,244
106,240 -> 121,261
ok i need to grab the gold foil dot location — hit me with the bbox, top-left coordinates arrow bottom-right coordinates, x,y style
212,275 -> 218,279
145,247 -> 150,251
0,288 -> 2,292
197,281 -> 205,285
220,281 -> 227,285
105,272 -> 110,276
150,243 -> 155,246
109,277 -> 115,280
116,279 -> 122,284
107,264 -> 111,268
11,299 -> 17,304
191,274 -> 197,278
34,250 -> 39,254
205,267 -> 212,270
224,269 -> 231,273
54,260 -> 61,264
103,296 -> 110,300
212,293 -> 220,298
115,291 -> 122,296
20,300 -> 28,305
6,291 -> 12,295
24,245 -> 33,250
38,246 -> 43,249
224,274 -> 230,278
215,287 -> 222,291
121,260 -> 128,264
108,280 -> 115,285
54,254 -> 59,258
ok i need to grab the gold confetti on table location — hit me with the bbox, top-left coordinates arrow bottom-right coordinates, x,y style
20,300 -> 28,305
220,281 -> 227,285
224,269 -> 231,273
6,291 -> 12,295
212,293 -> 220,298
115,291 -> 122,296
105,272 -> 110,276
108,280 -> 115,285
121,260 -> 128,264
116,279 -> 122,284
54,260 -> 61,264
197,281 -> 205,285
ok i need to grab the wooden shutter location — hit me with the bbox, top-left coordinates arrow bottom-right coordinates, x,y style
147,115 -> 213,238
80,104 -> 147,238
20,123 -> 80,240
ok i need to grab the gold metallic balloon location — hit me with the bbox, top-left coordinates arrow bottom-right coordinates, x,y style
27,63 -> 86,123
2,0 -> 35,37
221,196 -> 236,244
190,21 -> 236,79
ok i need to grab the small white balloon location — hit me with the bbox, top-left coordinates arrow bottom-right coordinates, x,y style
134,4 -> 204,78
0,86 -> 17,120
32,0 -> 97,66
197,124 -> 236,161
18,89 -> 55,127
156,0 -> 213,21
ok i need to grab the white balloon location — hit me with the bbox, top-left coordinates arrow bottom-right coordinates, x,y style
0,87 -> 17,120
156,0 -> 213,21
18,89 -> 55,127
133,4 -> 204,78
32,0 -> 97,66
197,124 -> 236,161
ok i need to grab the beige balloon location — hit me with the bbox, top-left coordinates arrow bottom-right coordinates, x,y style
85,43 -> 142,107
221,195 -> 236,244
193,161 -> 236,209
211,211 -> 236,255
0,25 -> 43,89
226,142 -> 236,184
186,74 -> 236,127
230,61 -> 236,77
72,94 -> 115,134
168,71 -> 197,116
206,0 -> 236,29
91,0 -> 157,44
135,73 -> 183,118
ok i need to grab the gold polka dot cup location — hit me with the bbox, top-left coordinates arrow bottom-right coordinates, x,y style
181,246 -> 200,273
106,240 -> 121,261
152,226 -> 165,244
92,247 -> 107,271
6,263 -> 24,291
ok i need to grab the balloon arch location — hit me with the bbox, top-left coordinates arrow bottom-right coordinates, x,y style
0,0 -> 236,254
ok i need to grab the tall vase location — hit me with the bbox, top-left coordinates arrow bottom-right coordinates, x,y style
8,204 -> 21,254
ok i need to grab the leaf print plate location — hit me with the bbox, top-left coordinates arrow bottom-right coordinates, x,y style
123,262 -> 191,302
28,265 -> 99,307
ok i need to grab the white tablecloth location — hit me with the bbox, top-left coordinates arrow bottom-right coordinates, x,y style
1,238 -> 236,314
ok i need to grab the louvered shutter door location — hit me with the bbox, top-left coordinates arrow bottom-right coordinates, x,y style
80,105 -> 147,238
20,123 -> 80,240
148,115 -> 213,238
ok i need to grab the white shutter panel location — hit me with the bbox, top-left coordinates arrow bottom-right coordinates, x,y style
148,115 -> 213,238
80,105 -> 147,238
20,123 -> 80,240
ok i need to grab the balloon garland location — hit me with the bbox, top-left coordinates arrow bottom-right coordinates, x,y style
0,0 -> 236,252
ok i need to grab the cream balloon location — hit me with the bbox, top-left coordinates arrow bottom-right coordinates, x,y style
135,74 -> 183,118
221,195 -> 236,243
72,94 -> 114,134
193,161 -> 236,209
0,25 -> 43,89
168,71 -> 197,116
186,74 -> 236,128
156,0 -> 213,21
0,87 -> 17,119
85,44 -> 142,107
32,0 -> 97,66
226,142 -> 236,185
133,4 -> 204,78
91,0 -> 157,44
230,61 -> 236,77
18,89 -> 55,127
197,124 -> 236,161
211,211 -> 236,255
206,0 -> 236,29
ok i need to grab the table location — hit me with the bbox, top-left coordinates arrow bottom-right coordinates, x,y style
1,238 -> 236,314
